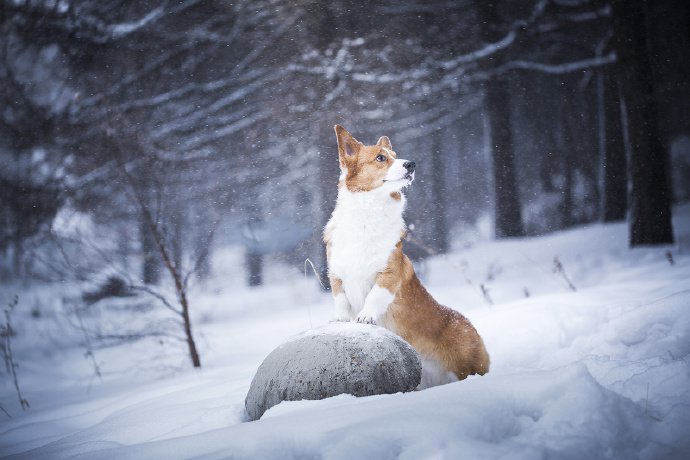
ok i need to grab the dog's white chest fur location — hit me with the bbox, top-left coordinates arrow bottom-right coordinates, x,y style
326,188 -> 405,311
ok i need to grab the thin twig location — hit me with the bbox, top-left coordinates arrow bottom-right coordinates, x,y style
303,258 -> 323,329
3,296 -> 29,410
73,304 -> 103,387
553,256 -> 577,291
130,285 -> 182,315
405,233 -> 493,306
304,258 -> 326,290
182,217 -> 221,290
479,284 -> 494,305
119,159 -> 201,367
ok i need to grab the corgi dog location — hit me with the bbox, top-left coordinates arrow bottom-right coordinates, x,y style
324,125 -> 489,387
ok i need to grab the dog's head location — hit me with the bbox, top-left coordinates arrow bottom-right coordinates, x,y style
334,125 -> 415,193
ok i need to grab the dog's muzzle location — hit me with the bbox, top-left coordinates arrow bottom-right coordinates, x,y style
384,158 -> 416,184
403,161 -> 416,181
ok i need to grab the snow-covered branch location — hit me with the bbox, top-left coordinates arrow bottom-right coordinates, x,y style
440,31 -> 517,71
288,0 -> 613,95
5,0 -> 203,44
441,0 -> 549,71
496,52 -> 616,75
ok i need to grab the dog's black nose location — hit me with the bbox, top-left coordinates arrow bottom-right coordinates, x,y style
403,161 -> 416,172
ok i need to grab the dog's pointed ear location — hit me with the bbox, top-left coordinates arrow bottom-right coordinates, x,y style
376,136 -> 392,150
335,125 -> 361,159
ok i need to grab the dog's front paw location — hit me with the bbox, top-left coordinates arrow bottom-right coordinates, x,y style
355,311 -> 377,325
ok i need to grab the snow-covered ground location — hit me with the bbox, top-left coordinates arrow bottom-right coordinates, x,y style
1,206 -> 690,459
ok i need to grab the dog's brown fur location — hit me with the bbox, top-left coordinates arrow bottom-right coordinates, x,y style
326,125 -> 490,381
378,241 -> 490,380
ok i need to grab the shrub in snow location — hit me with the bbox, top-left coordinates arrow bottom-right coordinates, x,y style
245,323 -> 421,421
82,275 -> 132,305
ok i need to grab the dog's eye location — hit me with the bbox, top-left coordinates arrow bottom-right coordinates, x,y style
376,154 -> 386,162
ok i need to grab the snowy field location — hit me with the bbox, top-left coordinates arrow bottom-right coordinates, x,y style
1,205 -> 690,459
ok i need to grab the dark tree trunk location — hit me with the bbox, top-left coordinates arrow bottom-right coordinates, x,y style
317,132 -> 339,290
559,95 -> 574,229
141,213 -> 160,284
243,157 -> 265,286
562,151 -> 575,228
243,208 -> 264,287
189,203 -> 213,281
308,5 -> 339,291
179,290 -> 201,368
485,84 -> 525,238
430,129 -> 449,253
194,220 -> 212,280
577,79 -> 604,224
476,2 -> 525,239
11,237 -> 23,279
601,73 -> 628,222
561,86 -> 596,228
612,0 -> 674,246
246,251 -> 263,287
134,185 -> 201,368
171,211 -> 183,272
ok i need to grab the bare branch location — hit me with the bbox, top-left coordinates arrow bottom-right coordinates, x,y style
130,285 -> 182,316
73,303 -> 103,383
182,218 -> 221,291
2,296 -> 29,411
4,0 -> 203,44
440,31 -> 517,71
495,52 -> 616,76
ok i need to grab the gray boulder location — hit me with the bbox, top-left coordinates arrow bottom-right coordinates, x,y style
245,322 -> 422,421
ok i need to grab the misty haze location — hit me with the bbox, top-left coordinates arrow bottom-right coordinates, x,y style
1,1 -> 689,459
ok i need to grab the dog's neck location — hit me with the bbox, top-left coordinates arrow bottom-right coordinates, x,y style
330,186 -> 406,238
336,185 -> 405,211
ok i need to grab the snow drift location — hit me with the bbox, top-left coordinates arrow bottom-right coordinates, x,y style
1,206 -> 690,459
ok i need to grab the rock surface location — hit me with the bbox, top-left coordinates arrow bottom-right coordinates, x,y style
245,322 -> 422,421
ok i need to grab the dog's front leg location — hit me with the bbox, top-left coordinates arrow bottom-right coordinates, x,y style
330,276 -> 354,322
356,283 -> 395,325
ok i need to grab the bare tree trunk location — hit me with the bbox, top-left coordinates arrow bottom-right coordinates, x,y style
171,211 -> 183,273
555,101 -> 574,229
243,187 -> 264,287
612,0 -> 674,245
148,213 -> 201,368
11,237 -> 22,278
601,72 -> 628,222
430,128 -> 449,253
476,2 -> 525,239
562,151 -> 575,228
312,6 -> 339,290
317,138 -> 338,289
141,213 -> 159,284
484,84 -> 525,238
178,289 -> 201,368
561,88 -> 588,228
194,218 -> 212,280
246,251 -> 263,287
130,172 -> 202,368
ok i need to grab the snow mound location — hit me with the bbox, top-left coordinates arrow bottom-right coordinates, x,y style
245,322 -> 421,421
